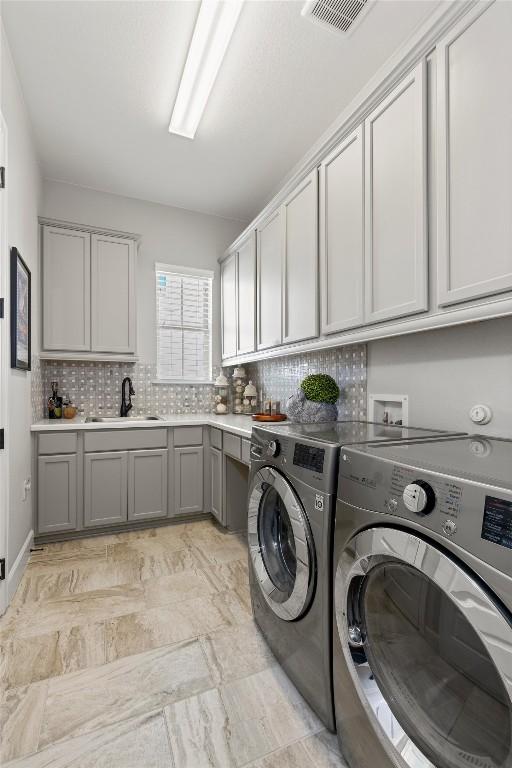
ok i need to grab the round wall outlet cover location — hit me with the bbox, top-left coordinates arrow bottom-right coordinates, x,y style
469,404 -> 493,425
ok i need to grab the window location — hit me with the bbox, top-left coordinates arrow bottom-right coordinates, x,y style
156,263 -> 213,382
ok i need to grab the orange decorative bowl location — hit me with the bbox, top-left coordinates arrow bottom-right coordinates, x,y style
252,413 -> 287,422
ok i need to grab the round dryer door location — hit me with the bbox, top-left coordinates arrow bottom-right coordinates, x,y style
335,527 -> 512,768
248,466 -> 315,621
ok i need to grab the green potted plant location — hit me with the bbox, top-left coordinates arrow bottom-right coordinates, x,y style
286,373 -> 340,423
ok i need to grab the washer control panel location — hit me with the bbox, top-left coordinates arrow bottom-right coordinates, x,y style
251,427 -> 338,494
293,442 -> 325,473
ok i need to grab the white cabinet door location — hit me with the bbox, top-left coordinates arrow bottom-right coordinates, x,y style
365,61 -> 427,324
84,451 -> 128,527
437,2 -> 512,306
37,454 -> 77,534
128,449 -> 168,522
282,169 -> 319,344
174,446 -> 204,516
91,234 -> 136,353
42,226 -> 91,351
320,126 -> 365,334
236,232 -> 256,355
221,252 -> 237,359
257,209 -> 282,350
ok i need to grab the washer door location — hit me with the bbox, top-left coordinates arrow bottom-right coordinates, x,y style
248,466 -> 315,621
335,527 -> 512,768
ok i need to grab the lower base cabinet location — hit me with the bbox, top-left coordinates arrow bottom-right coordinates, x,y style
36,426 -> 248,536
174,446 -> 204,516
84,451 -> 128,528
210,446 -> 223,524
38,454 -> 78,534
128,449 -> 168,522
84,449 -> 169,528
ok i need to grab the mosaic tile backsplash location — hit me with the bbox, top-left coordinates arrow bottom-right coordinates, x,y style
36,345 -> 367,420
243,345 -> 367,420
31,356 -> 44,422
39,362 -> 220,418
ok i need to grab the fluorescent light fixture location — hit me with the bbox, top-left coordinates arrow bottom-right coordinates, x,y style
169,0 -> 243,139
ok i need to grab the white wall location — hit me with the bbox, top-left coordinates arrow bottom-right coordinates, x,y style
41,181 -> 244,366
367,317 -> 512,437
1,21 -> 42,586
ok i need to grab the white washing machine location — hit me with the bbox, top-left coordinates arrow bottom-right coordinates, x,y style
333,435 -> 512,768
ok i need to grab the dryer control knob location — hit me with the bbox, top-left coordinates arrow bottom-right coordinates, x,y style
266,440 -> 280,458
403,481 -> 436,516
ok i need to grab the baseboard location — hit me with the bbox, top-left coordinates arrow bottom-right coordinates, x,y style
34,514 -> 211,545
7,528 -> 33,602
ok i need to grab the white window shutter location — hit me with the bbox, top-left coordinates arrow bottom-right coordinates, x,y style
156,264 -> 213,382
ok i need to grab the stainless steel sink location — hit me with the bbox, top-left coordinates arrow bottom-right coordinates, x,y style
85,415 -> 161,423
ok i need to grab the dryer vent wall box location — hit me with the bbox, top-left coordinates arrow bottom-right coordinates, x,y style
369,394 -> 408,426
301,0 -> 373,36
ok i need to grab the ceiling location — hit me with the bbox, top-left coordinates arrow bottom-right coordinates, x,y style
2,0 -> 439,222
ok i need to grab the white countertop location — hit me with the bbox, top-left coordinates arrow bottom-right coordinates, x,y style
31,413 -> 255,438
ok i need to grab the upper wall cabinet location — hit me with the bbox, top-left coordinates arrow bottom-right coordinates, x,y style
43,226 -> 91,351
236,233 -> 256,356
41,223 -> 137,358
222,5 -> 512,364
320,126 -> 364,335
437,1 -> 512,307
221,251 -> 237,359
282,169 -> 319,345
221,232 -> 256,359
364,61 -> 428,324
91,234 -> 136,353
257,209 -> 282,350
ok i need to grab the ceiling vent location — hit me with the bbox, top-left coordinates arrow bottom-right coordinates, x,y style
301,0 -> 372,36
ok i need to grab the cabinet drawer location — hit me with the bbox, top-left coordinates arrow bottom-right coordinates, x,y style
173,427 -> 203,447
210,428 -> 223,450
38,432 -> 78,455
241,438 -> 251,465
84,428 -> 167,453
223,432 -> 241,460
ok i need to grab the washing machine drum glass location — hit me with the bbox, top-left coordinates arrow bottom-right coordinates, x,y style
258,486 -> 297,597
249,467 -> 315,621
349,561 -> 512,768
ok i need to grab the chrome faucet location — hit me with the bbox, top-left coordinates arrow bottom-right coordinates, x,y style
120,377 -> 135,417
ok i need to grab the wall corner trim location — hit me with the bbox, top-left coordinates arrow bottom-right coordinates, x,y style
7,528 -> 33,603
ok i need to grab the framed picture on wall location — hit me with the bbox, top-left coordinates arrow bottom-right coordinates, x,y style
10,247 -> 31,371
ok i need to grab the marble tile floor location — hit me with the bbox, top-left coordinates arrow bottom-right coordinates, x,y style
0,519 -> 347,767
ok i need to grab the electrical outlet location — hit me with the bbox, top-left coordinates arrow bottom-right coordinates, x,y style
22,477 -> 31,501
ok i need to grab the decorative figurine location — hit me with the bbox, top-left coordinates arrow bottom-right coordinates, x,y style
231,366 -> 246,414
243,380 -> 258,414
213,373 -> 229,414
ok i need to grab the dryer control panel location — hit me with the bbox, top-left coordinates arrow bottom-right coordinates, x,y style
389,463 -> 463,521
338,445 -> 512,577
